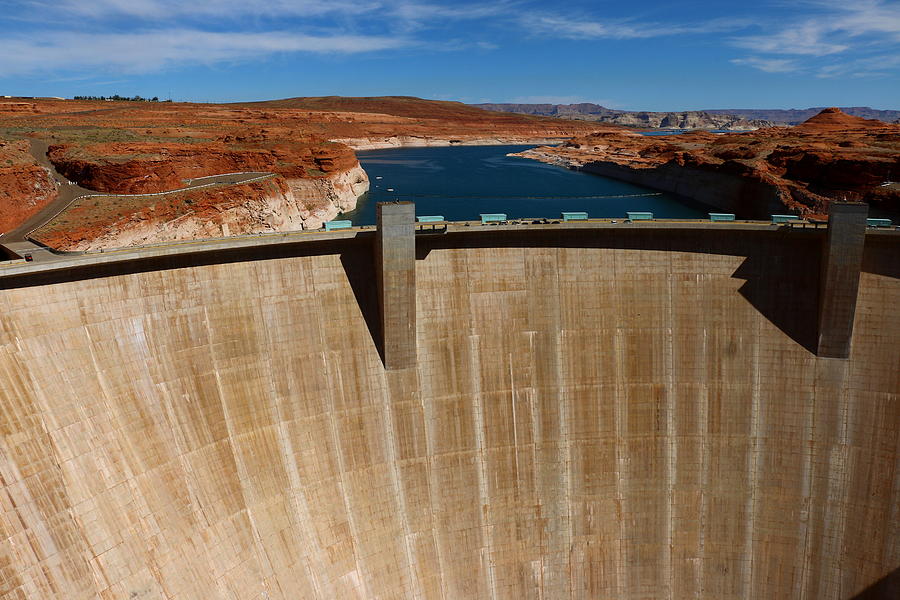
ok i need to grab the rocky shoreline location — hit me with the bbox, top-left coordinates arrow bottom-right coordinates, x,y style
512,147 -> 784,218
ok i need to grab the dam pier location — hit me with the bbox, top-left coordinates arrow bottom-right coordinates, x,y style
817,202 -> 869,358
376,202 -> 417,370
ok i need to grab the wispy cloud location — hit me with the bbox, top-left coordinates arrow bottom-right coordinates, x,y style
730,57 -> 800,73
520,14 -> 751,40
0,0 -> 514,77
390,1 -> 518,24
5,0 -> 898,84
732,24 -> 848,56
21,0 -> 513,25
0,30 -> 410,76
730,0 -> 900,74
815,53 -> 900,79
23,0 -> 378,20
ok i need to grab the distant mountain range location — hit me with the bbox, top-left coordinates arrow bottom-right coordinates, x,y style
472,103 -> 900,129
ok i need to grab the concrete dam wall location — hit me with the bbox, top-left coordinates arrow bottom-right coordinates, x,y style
0,225 -> 897,599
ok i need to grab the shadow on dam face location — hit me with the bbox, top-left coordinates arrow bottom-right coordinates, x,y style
731,246 -> 820,354
340,243 -> 384,364
416,227 -> 826,354
850,567 -> 900,600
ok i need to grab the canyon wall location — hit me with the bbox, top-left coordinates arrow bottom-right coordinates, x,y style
0,140 -> 57,233
33,138 -> 369,249
517,147 -> 785,218
0,228 -> 897,599
578,160 -> 785,217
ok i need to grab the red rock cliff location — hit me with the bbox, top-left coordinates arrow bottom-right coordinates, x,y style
0,140 -> 57,233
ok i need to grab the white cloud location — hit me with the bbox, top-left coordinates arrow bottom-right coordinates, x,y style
24,0 -> 377,20
390,1 -> 516,23
815,53 -> 900,78
21,0 -> 515,25
815,0 -> 900,39
520,14 -> 750,40
0,30 -> 411,76
730,0 -> 899,57
730,57 -> 800,73
727,1 -> 900,77
3,0 -> 514,77
732,24 -> 848,56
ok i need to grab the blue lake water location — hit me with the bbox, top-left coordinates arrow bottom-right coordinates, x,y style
343,145 -> 714,225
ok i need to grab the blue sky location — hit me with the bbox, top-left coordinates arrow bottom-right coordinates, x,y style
1,0 -> 897,110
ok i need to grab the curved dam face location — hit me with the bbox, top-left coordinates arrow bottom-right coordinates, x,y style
0,228 -> 897,599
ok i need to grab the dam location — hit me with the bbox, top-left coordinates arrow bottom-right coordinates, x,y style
0,209 -> 897,599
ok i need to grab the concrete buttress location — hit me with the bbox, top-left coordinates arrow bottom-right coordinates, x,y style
376,201 -> 417,369
817,201 -> 868,358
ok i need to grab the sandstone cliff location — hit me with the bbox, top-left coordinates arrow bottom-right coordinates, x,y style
0,139 -> 57,233
45,134 -> 363,195
30,132 -> 369,249
515,108 -> 899,218
34,165 -> 369,251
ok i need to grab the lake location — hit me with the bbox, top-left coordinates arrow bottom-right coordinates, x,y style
342,144 -> 713,225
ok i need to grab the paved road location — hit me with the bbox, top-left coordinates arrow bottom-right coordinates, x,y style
0,139 -> 273,257
2,139 -> 96,243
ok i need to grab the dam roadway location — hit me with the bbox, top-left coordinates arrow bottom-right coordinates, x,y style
0,218 -> 897,599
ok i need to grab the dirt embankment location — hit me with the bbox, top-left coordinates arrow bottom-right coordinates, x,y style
516,108 -> 900,218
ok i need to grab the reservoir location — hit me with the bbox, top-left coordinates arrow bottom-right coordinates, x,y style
344,144 -> 712,225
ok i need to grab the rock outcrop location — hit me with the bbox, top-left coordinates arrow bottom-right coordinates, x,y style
45,136 -> 362,196
35,165 -> 369,251
515,108 -> 900,218
30,133 -> 370,249
0,139 -> 57,233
